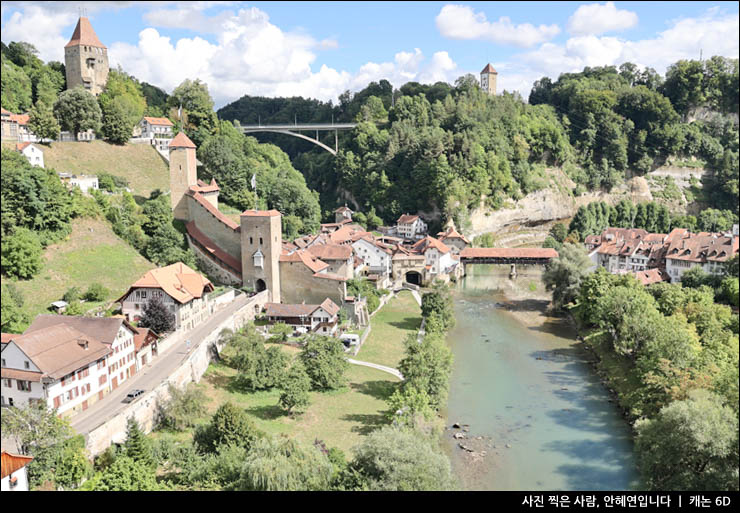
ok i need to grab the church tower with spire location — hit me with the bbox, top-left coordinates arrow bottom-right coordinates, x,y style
64,16 -> 109,96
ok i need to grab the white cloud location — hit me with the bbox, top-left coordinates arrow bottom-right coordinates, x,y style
1,5 -> 77,62
511,7 -> 739,100
109,8 -> 462,107
567,2 -> 638,36
436,4 -> 560,48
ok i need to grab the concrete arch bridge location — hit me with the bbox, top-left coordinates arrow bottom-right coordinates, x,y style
239,123 -> 358,155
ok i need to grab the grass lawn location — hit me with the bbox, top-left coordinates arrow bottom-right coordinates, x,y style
1,217 -> 156,331
355,290 -> 421,369
41,140 -> 170,198
196,353 -> 399,454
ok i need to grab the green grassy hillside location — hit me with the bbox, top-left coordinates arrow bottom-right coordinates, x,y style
42,140 -> 170,197
1,217 -> 157,331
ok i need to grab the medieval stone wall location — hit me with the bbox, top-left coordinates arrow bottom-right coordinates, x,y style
84,291 -> 269,456
279,262 -> 346,307
186,196 -> 242,261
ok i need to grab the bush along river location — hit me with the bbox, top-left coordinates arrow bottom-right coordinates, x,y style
441,264 -> 641,491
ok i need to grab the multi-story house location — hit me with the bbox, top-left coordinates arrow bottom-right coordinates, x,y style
307,243 -> 355,279
352,234 -> 392,276
22,315 -> 139,395
117,262 -> 214,332
135,116 -> 174,152
412,236 -> 456,277
15,142 -> 44,167
587,226 -> 738,283
1,324 -> 112,417
263,298 -> 341,336
665,230 -> 738,282
396,214 -> 428,240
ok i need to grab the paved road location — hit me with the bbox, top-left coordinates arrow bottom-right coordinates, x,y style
70,295 -> 251,436
347,358 -> 403,380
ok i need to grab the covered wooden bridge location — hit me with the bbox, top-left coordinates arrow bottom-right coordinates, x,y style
459,247 -> 558,277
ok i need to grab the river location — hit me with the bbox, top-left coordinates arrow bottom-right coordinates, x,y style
442,264 -> 641,491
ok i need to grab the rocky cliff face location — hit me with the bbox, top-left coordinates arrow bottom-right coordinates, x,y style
467,166 -> 702,241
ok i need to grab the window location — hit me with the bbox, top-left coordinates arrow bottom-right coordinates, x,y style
259,237 -> 263,245
24,361 -> 30,369
3,379 -> 12,388
1,358 -> 5,366
17,380 -> 31,392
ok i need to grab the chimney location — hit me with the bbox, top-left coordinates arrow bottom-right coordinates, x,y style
77,339 -> 89,350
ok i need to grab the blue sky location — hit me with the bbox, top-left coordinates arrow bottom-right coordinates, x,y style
2,2 -> 738,108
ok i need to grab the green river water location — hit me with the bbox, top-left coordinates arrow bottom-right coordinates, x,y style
442,265 -> 641,491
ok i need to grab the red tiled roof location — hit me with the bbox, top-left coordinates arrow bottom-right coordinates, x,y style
1,333 -> 18,344
0,368 -> 43,382
307,243 -> 353,261
241,209 -> 281,217
185,221 -> 242,275
65,17 -> 106,49
26,315 -> 137,345
170,131 -> 196,149
8,324 -> 112,380
192,179 -> 220,193
329,224 -> 367,244
412,236 -> 452,255
1,452 -> 33,479
119,262 -> 214,305
280,250 -> 329,273
633,268 -> 668,286
1,107 -> 11,116
264,303 -> 317,318
312,272 -> 348,282
133,327 -> 159,353
319,298 -> 341,317
186,190 -> 239,231
397,214 -> 420,225
481,63 -> 498,74
460,248 -> 559,259
10,113 -> 29,125
142,116 -> 173,127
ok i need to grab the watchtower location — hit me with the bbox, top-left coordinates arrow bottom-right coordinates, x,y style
169,132 -> 198,221
64,17 -> 109,96
240,210 -> 282,302
480,63 -> 497,95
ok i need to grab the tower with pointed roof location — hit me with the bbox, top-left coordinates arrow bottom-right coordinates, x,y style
64,16 -> 109,96
480,63 -> 497,95
169,131 -> 198,220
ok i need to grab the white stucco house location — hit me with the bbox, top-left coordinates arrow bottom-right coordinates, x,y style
15,142 -> 44,168
117,262 -> 214,332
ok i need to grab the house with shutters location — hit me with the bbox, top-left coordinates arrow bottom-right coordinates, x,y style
1,324 -> 112,417
263,298 -> 341,336
24,314 -> 139,397
117,262 -> 214,332
135,116 -> 174,152
396,214 -> 428,240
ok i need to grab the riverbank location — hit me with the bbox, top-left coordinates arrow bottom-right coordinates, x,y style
444,265 -> 639,490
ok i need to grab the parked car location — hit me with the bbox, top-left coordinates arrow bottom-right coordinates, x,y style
123,389 -> 145,403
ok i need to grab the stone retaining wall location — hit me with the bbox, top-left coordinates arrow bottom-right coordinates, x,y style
84,291 -> 269,456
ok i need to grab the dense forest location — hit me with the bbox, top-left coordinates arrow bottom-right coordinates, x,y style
218,57 -> 738,232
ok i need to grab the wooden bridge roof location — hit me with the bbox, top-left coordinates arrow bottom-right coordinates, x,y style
460,248 -> 558,259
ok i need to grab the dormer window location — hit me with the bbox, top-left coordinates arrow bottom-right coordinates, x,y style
253,249 -> 264,268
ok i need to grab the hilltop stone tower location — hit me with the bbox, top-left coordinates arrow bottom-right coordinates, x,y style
240,210 -> 282,302
480,63 -> 497,95
169,132 -> 198,220
64,17 -> 109,96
